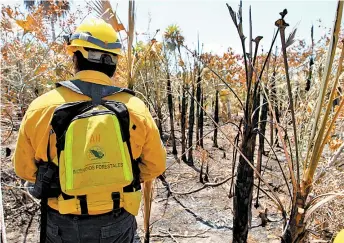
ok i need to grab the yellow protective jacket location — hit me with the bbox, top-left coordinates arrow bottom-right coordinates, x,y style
13,70 -> 166,215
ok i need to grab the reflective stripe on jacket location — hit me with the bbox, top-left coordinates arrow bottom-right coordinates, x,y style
12,70 -> 166,215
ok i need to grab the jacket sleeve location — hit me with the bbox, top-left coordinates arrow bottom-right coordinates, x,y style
12,112 -> 37,182
139,106 -> 166,182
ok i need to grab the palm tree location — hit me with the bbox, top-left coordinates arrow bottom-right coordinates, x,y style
23,0 -> 71,41
164,25 -> 186,161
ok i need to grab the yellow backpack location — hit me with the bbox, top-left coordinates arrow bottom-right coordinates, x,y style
49,80 -> 141,215
334,229 -> 344,243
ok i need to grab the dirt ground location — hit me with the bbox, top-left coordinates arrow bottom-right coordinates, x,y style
1,120 -> 343,243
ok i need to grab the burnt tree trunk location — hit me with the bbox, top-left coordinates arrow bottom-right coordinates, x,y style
275,99 -> 281,146
156,105 -> 163,138
306,23 -> 314,92
187,83 -> 195,165
167,72 -> 177,155
154,61 -> 163,137
306,55 -> 314,92
213,90 -> 219,148
181,82 -> 187,162
199,90 -> 204,148
177,93 -> 181,126
233,91 -> 260,243
196,70 -> 202,145
233,126 -> 257,242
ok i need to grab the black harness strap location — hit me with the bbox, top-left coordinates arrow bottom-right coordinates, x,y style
111,192 -> 121,216
39,130 -> 53,243
77,195 -> 88,215
56,80 -> 135,105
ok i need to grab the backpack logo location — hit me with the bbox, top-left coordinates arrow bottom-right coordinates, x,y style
88,146 -> 105,160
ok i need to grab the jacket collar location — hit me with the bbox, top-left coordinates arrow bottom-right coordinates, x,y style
73,70 -> 114,86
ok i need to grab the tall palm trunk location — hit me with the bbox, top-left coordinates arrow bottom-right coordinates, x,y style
154,61 -> 163,136
233,79 -> 261,243
233,17 -> 263,239
167,72 -> 177,154
233,124 -> 257,242
199,90 -> 204,148
196,70 -> 202,145
188,83 -> 195,165
181,77 -> 187,162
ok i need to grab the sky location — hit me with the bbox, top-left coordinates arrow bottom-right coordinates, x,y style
80,0 -> 342,54
2,0 -> 342,55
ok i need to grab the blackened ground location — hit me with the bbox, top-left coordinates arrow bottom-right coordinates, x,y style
2,120 -> 343,242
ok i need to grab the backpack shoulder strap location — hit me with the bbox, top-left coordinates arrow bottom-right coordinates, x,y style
56,79 -> 135,105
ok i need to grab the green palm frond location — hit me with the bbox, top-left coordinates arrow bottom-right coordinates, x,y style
304,0 -> 343,182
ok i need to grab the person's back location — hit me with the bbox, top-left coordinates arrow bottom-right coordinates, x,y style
12,18 -> 166,243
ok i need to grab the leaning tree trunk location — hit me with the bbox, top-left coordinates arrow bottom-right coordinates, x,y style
187,83 -> 195,165
167,72 -> 177,154
213,90 -> 219,147
181,80 -> 187,162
